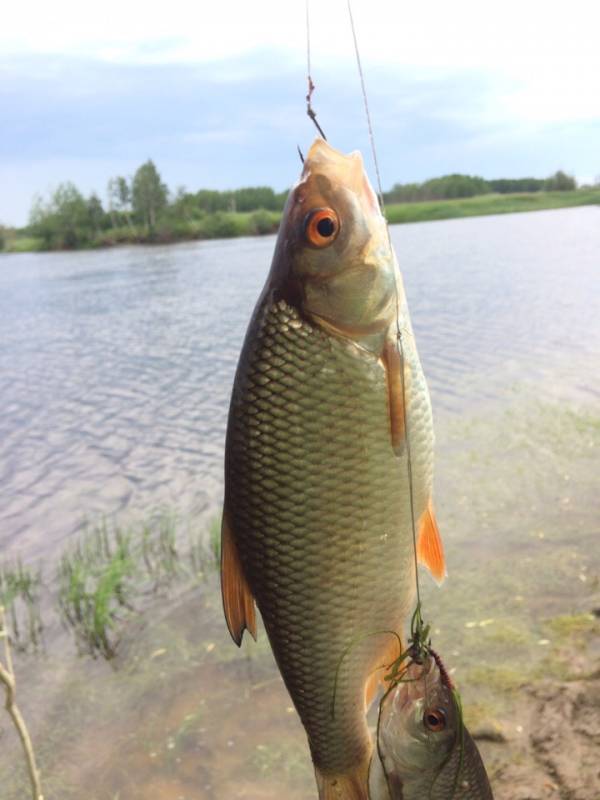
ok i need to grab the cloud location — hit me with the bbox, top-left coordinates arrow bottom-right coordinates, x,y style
1,49 -> 598,226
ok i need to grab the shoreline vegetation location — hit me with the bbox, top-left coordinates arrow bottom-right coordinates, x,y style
0,512 -> 221,658
1,160 -> 599,254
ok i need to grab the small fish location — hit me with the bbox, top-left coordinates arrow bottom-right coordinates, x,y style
221,138 -> 445,800
369,653 -> 494,799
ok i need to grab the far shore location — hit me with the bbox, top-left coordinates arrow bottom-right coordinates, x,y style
2,188 -> 599,254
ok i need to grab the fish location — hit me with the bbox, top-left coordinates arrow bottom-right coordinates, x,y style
369,653 -> 495,799
221,138 -> 445,800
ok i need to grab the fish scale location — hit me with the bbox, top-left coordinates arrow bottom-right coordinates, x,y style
225,295 -> 434,777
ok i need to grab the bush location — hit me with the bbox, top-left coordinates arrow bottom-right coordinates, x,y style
198,212 -> 246,239
249,209 -> 279,235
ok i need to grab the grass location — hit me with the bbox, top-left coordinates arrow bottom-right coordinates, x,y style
544,613 -> 599,640
2,235 -> 45,253
465,664 -> 526,693
0,560 -> 43,650
50,511 -> 222,658
58,523 -> 136,658
384,188 -> 600,224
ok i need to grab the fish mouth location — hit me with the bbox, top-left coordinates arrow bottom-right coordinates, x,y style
390,657 -> 437,712
301,138 -> 380,213
304,138 -> 364,170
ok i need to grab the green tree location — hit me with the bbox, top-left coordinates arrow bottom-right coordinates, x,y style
195,189 -> 230,213
29,183 -> 91,248
233,186 -> 280,211
384,174 -> 491,203
108,176 -> 133,227
171,186 -> 200,222
131,161 -> 168,229
544,170 -> 576,191
87,194 -> 106,236
488,177 -> 545,193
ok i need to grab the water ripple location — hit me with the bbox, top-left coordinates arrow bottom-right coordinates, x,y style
0,208 -> 598,561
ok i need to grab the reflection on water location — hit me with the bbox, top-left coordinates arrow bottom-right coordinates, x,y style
0,207 -> 599,799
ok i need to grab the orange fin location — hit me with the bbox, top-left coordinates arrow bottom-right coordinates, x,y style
382,337 -> 405,457
315,760 -> 371,800
221,510 -> 257,645
364,633 -> 403,711
417,500 -> 446,585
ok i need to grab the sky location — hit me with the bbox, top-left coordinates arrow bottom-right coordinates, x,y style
1,0 -> 600,226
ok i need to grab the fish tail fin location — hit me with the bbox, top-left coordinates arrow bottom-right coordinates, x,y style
315,759 -> 371,800
220,510 -> 257,645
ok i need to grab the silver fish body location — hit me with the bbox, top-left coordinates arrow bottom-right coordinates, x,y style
370,655 -> 495,800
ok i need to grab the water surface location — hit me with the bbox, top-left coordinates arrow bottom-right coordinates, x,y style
0,206 -> 599,799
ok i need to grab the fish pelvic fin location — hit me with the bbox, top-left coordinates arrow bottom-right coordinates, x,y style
220,510 -> 257,645
364,633 -> 403,711
382,336 -> 406,457
417,499 -> 446,585
315,760 -> 371,800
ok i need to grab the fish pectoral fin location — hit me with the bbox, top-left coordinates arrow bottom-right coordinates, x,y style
315,760 -> 371,800
220,510 -> 257,646
417,500 -> 446,585
382,336 -> 405,457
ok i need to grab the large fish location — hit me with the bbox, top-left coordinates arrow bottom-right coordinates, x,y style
221,138 -> 445,800
369,654 -> 494,799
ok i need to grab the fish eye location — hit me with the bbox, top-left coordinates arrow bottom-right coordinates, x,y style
423,707 -> 447,732
304,208 -> 340,248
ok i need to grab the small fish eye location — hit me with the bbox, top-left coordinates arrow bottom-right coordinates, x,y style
423,707 -> 447,732
304,208 -> 340,248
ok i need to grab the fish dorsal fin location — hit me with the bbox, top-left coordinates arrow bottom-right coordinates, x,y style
382,336 -> 405,456
220,510 -> 257,645
417,501 -> 446,584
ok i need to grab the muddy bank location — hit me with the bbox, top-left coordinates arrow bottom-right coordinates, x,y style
478,663 -> 600,800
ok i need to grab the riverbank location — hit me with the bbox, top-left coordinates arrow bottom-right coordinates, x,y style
385,187 -> 600,224
2,189 -> 599,253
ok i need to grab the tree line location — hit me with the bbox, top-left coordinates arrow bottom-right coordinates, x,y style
383,170 -> 577,203
26,160 -> 287,249
21,160 -> 581,251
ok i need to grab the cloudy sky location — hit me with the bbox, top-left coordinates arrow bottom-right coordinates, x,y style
2,0 -> 599,225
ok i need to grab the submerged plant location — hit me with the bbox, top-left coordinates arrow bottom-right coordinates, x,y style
189,512 -> 222,578
140,511 -> 182,590
0,560 -> 43,650
58,521 -> 136,658
57,511 -> 221,658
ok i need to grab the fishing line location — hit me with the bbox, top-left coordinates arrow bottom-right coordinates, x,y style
305,0 -> 327,139
346,0 -> 386,215
346,0 -> 423,624
346,0 -> 431,717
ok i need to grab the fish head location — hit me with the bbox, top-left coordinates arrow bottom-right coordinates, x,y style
269,138 -> 400,341
377,655 -> 460,786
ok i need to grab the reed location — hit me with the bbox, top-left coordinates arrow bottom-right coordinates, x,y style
56,512 -> 221,658
0,606 -> 44,800
0,561 -> 43,650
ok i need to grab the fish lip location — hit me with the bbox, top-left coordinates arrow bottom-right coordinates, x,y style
300,138 -> 372,201
388,656 -> 438,712
304,137 -> 364,167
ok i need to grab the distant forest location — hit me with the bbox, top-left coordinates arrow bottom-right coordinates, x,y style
383,171 -> 577,202
1,160 -> 587,252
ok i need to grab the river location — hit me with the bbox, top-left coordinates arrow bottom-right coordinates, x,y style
0,206 -> 598,799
